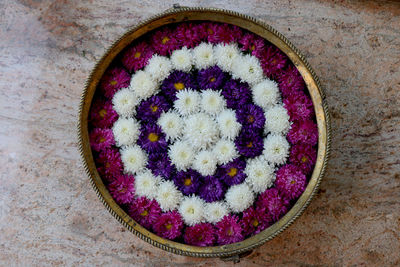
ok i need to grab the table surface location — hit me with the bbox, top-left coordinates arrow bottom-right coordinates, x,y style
1,0 -> 399,266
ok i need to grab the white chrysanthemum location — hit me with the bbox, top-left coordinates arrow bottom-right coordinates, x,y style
156,180 -> 182,212
145,55 -> 172,82
225,184 -> 254,213
157,111 -> 183,141
174,89 -> 201,115
232,55 -> 263,85
135,170 -> 159,199
252,79 -> 280,108
245,158 -> 275,193
183,113 -> 218,149
200,90 -> 226,115
129,70 -> 158,99
204,202 -> 229,224
214,43 -> 240,72
112,117 -> 140,147
112,88 -> 138,117
193,42 -> 215,70
120,145 -> 147,174
264,105 -> 291,134
263,134 -> 290,165
168,140 -> 195,171
216,109 -> 241,140
178,196 -> 205,226
213,139 -> 238,165
192,150 -> 218,176
171,47 -> 193,72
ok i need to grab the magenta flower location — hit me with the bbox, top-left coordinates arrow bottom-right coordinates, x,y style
235,130 -> 264,158
289,144 -> 317,175
287,119 -> 318,146
204,23 -> 241,44
256,188 -> 289,223
239,33 -> 265,56
275,164 -> 307,200
176,23 -> 202,48
256,45 -> 287,78
151,27 -> 179,56
277,65 -> 305,97
128,196 -> 161,229
215,215 -> 243,245
89,128 -> 115,152
99,67 -> 131,99
121,41 -> 154,72
89,98 -> 118,129
184,223 -> 215,247
96,148 -> 122,182
283,91 -> 315,122
108,174 -> 135,205
138,124 -> 168,153
241,206 -> 268,237
136,95 -> 170,122
153,211 -> 184,240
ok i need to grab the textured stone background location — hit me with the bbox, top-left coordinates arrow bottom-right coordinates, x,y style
0,0 -> 399,266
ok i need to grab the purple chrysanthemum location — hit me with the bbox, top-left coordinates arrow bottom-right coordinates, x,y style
219,158 -> 246,186
89,98 -> 118,129
161,71 -> 197,101
256,188 -> 289,223
283,91 -> 315,122
176,23 -> 202,48
241,206 -> 268,237
275,164 -> 307,200
138,124 -> 168,153
96,148 -> 122,182
151,27 -> 179,56
235,130 -> 264,158
236,104 -> 266,131
215,215 -> 243,245
277,65 -> 305,97
99,67 -> 131,99
136,95 -> 170,122
256,45 -> 287,78
173,169 -> 201,196
153,211 -> 184,240
198,176 -> 225,203
287,120 -> 318,146
184,223 -> 215,247
147,152 -> 175,179
197,66 -> 225,89
108,174 -> 135,205
289,144 -> 317,175
121,42 -> 154,72
239,33 -> 265,56
89,128 -> 115,152
222,79 -> 252,109
128,196 -> 161,229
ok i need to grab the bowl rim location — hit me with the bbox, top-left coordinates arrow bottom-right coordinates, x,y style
78,6 -> 331,258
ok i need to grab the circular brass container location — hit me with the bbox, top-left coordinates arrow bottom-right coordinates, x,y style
78,6 -> 330,259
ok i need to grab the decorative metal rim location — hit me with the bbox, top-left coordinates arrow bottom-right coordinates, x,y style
77,6 -> 331,258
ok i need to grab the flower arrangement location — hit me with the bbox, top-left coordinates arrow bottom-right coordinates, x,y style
88,21 -> 318,247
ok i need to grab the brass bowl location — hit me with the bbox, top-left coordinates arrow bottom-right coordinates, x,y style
78,6 -> 330,261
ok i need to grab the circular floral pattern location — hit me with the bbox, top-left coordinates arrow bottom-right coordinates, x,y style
89,22 -> 318,246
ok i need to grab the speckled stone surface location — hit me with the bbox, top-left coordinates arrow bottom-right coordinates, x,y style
0,0 -> 399,266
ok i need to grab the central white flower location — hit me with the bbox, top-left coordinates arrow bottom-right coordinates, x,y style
183,113 -> 219,150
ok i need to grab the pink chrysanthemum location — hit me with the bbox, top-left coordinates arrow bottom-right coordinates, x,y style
151,27 -> 180,56
256,45 -> 287,78
128,196 -> 161,229
108,174 -> 135,205
153,211 -> 184,240
121,42 -> 154,72
289,144 -> 317,175
256,188 -> 289,223
239,33 -> 265,56
215,215 -> 243,245
277,65 -> 305,97
287,119 -> 318,146
283,91 -> 315,122
96,148 -> 122,182
176,23 -> 202,48
89,99 -> 118,129
202,23 -> 241,44
89,128 -> 115,152
241,207 -> 267,237
184,223 -> 215,247
275,164 -> 307,200
99,67 -> 131,99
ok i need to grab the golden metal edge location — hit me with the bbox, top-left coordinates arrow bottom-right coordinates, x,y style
77,6 -> 331,258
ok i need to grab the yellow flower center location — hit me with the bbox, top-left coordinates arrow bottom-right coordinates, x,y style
227,167 -> 238,177
105,162 -> 110,169
247,115 -> 255,123
162,36 -> 170,44
174,82 -> 185,90
150,105 -> 158,113
109,80 -> 117,86
207,28 -> 214,34
165,223 -> 172,230
140,210 -> 148,217
209,77 -> 216,82
227,229 -> 233,236
99,137 -> 106,143
148,133 -> 159,142
184,178 -> 192,186
290,180 -> 296,184
301,156 -> 308,163
252,219 -> 259,227
246,142 -> 253,148
250,44 -> 256,51
99,109 -> 107,118
118,187 -> 127,193
134,51 -> 141,58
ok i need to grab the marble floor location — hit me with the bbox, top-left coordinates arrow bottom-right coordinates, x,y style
0,0 -> 399,266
